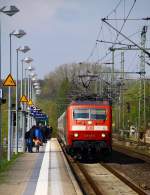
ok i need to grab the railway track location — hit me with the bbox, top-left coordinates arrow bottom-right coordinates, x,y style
110,138 -> 150,193
60,141 -> 148,195
100,163 -> 147,195
112,136 -> 150,163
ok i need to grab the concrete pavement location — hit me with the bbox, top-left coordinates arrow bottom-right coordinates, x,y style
0,138 -> 82,195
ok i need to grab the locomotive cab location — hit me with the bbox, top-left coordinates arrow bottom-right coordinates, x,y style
58,98 -> 112,159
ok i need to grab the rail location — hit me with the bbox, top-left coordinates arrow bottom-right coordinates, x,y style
59,140 -> 148,195
60,141 -> 102,195
101,163 -> 147,195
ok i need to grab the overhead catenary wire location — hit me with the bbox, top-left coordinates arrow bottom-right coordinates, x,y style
99,31 -> 142,73
87,0 -> 137,64
86,22 -> 104,62
106,0 -> 123,18
95,30 -> 142,67
102,19 -> 150,58
100,22 -> 149,67
86,0 -> 136,63
107,0 -> 137,51
86,0 -> 124,63
102,18 -> 150,21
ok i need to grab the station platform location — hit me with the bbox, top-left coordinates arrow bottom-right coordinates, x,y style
0,138 -> 82,195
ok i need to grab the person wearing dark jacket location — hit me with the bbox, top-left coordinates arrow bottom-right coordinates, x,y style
34,125 -> 43,141
25,125 -> 36,152
25,131 -> 30,152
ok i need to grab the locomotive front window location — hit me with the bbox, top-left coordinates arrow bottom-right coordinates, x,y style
90,109 -> 106,120
73,109 -> 89,119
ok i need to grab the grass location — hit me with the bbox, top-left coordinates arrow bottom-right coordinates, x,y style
0,152 -> 23,183
0,152 -> 23,173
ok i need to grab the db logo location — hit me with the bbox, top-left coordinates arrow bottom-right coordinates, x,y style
86,126 -> 93,130
85,134 -> 95,137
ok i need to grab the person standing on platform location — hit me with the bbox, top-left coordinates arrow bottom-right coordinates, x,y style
25,125 -> 36,153
25,131 -> 30,152
41,125 -> 47,143
34,124 -> 43,144
27,136 -> 33,153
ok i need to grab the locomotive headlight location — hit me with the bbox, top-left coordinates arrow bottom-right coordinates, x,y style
101,133 -> 106,138
74,133 -> 79,137
88,120 -> 92,125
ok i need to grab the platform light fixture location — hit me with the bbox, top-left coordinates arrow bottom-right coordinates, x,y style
0,5 -> 20,161
15,45 -> 30,154
8,29 -> 26,161
0,5 -> 19,16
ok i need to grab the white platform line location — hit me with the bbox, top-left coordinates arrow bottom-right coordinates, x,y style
34,141 -> 50,195
50,140 -> 64,195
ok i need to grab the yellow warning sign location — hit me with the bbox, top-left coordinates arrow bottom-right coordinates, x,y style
28,99 -> 33,106
20,95 -> 28,103
3,73 -> 16,86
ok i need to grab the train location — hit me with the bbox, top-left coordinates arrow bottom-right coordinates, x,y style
58,96 -> 112,159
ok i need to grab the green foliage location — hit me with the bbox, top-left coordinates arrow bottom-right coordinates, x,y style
37,99 -> 57,136
1,85 -> 15,142
37,62 -> 150,136
37,77 -> 71,137
1,103 -> 8,141
113,80 -> 150,131
0,153 -> 22,175
123,82 -> 139,127
56,78 -> 71,117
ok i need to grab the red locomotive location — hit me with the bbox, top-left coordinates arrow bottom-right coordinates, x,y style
58,97 -> 112,159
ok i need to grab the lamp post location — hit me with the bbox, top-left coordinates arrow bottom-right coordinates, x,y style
8,29 -> 26,161
21,58 -> 33,113
21,57 -> 33,97
31,74 -> 38,126
32,78 -> 40,126
27,66 -> 35,102
15,46 -> 30,154
31,75 -> 38,103
21,57 -> 33,152
22,58 -> 33,103
0,6 -> 19,16
18,47 -> 30,99
35,89 -> 41,95
0,5 -> 19,157
27,66 -> 35,130
33,81 -> 40,96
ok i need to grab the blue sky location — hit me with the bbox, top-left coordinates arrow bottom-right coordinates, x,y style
1,0 -> 150,79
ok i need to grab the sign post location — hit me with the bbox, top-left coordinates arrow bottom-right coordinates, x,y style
3,73 -> 16,87
3,73 -> 16,161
